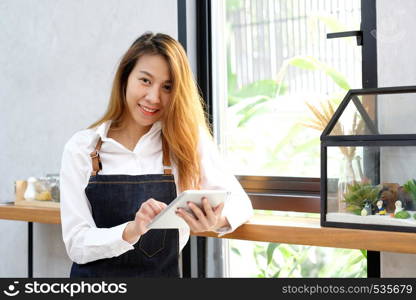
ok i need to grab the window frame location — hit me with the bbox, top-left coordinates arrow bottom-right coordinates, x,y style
193,0 -> 379,278
202,0 -> 377,213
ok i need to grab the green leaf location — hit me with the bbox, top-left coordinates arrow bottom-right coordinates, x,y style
349,254 -> 365,266
286,56 -> 350,90
271,270 -> 281,278
288,56 -> 319,70
226,0 -> 243,12
291,137 -> 320,156
278,244 -> 298,260
228,73 -> 238,96
323,67 -> 351,90
231,247 -> 241,256
360,249 -> 367,259
237,97 -> 269,115
266,243 -> 279,266
403,179 -> 416,201
394,210 -> 411,219
229,95 -> 265,112
228,95 -> 240,107
237,106 -> 269,127
226,38 -> 238,97
233,80 -> 279,98
271,123 -> 304,155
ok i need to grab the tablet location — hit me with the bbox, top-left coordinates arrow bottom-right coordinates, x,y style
147,190 -> 231,229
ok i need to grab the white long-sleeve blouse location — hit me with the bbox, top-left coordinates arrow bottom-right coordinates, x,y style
59,120 -> 253,264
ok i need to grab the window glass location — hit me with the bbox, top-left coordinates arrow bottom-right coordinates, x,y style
211,0 -> 367,278
222,0 -> 362,177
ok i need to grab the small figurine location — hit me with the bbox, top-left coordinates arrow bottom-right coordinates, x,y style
378,183 -> 399,213
393,200 -> 411,219
375,200 -> 386,215
394,200 -> 404,215
360,201 -> 372,216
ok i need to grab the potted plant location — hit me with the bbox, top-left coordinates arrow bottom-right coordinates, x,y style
343,181 -> 381,215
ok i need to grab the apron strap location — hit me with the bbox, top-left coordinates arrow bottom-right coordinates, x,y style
161,134 -> 172,175
90,133 -> 172,176
90,138 -> 103,176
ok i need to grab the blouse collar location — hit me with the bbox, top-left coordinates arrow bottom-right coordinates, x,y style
95,120 -> 162,141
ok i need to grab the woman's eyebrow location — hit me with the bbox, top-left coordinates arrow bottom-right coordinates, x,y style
139,70 -> 172,83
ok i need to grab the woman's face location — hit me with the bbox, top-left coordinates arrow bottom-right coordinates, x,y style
124,54 -> 172,129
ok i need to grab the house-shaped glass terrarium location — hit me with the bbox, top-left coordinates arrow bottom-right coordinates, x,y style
321,86 -> 416,233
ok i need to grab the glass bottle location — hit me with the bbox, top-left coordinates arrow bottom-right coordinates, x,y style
46,173 -> 60,202
337,156 -> 356,213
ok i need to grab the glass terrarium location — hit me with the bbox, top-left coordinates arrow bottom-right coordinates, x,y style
321,86 -> 416,233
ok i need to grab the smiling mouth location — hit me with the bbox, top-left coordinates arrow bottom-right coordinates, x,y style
138,104 -> 159,116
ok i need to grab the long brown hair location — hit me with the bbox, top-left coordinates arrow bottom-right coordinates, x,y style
88,32 -> 211,192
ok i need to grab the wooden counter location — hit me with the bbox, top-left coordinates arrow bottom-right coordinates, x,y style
196,214 -> 416,254
1,203 -> 415,254
0,203 -> 60,224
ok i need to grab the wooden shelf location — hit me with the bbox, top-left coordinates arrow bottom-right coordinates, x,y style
194,214 -> 416,254
1,204 -> 415,254
0,203 -> 60,224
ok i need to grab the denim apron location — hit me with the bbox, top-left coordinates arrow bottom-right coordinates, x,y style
70,134 -> 180,277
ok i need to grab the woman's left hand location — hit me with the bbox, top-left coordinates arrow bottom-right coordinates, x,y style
175,197 -> 225,233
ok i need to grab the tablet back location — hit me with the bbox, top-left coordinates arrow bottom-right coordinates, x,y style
147,190 -> 230,229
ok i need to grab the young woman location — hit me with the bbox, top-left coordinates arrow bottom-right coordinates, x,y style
60,32 -> 253,278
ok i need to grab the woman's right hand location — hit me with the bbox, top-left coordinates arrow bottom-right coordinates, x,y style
132,198 -> 167,236
123,198 -> 167,244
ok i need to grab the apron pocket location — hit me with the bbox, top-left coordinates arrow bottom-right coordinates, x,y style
139,229 -> 167,258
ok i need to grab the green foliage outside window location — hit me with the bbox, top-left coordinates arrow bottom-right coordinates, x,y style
225,7 -> 366,277
230,241 -> 367,278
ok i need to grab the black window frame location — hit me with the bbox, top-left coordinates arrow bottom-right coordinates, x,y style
195,0 -> 377,215
179,0 -> 379,278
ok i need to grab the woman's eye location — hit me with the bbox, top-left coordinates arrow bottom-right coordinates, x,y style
163,85 -> 172,92
140,78 -> 150,84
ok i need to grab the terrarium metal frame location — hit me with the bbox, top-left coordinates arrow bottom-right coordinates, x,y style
321,85 -> 416,233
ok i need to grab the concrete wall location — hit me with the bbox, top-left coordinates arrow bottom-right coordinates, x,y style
377,0 -> 416,277
0,0 -> 178,277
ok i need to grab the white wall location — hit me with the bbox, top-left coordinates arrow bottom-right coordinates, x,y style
377,0 -> 416,277
0,0 -> 178,277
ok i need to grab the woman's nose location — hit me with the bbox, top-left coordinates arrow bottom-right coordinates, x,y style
145,86 -> 161,103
